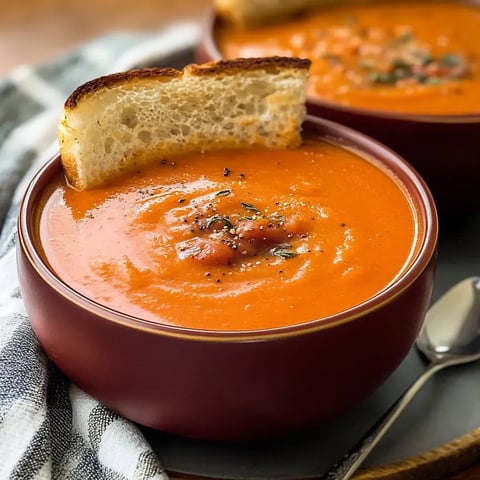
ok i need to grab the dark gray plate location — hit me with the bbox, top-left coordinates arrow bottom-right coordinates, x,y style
140,213 -> 480,479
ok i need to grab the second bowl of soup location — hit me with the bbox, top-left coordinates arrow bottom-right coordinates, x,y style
200,0 -> 480,212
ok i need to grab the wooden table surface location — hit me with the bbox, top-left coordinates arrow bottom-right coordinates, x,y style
1,0 -> 480,479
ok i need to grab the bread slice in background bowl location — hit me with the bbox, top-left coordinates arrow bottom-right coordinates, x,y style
18,57 -> 438,440
198,0 -> 480,214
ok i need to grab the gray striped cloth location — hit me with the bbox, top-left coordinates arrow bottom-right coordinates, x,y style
0,24 -> 199,480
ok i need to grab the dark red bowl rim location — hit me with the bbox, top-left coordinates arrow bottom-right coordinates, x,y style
200,5 -> 480,124
18,116 -> 438,342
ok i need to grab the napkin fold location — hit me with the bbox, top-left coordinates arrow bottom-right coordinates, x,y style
0,23 -> 200,480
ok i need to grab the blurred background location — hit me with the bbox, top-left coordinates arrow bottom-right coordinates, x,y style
0,0 -> 210,75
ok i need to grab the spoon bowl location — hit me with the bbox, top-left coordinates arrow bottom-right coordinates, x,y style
323,277 -> 480,479
417,277 -> 480,363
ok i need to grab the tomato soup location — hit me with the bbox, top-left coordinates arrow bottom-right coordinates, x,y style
217,1 -> 480,115
39,139 -> 418,331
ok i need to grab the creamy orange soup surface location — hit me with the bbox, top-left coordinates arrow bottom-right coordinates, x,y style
217,1 -> 480,115
39,139 -> 418,331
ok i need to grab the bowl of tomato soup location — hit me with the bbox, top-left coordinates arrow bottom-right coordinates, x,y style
17,116 -> 438,441
199,0 -> 480,212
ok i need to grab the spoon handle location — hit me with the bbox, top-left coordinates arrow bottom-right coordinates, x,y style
321,362 -> 445,480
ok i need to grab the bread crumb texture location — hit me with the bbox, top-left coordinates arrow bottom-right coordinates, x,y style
58,57 -> 310,190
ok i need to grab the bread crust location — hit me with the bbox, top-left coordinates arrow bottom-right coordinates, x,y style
188,56 -> 311,75
65,57 -> 311,109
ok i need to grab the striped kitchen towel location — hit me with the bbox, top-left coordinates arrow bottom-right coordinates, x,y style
0,23 -> 199,480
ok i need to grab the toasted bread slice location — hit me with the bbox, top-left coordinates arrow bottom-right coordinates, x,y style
58,57 -> 310,190
214,0 -> 327,27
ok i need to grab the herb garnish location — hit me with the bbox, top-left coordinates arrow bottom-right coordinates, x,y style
368,50 -> 471,87
414,51 -> 433,66
440,53 -> 465,67
216,189 -> 231,197
391,58 -> 411,70
206,215 -> 234,229
241,202 -> 260,212
369,71 -> 397,85
268,214 -> 286,224
270,243 -> 298,259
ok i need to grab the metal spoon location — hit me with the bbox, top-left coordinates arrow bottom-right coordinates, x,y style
322,276 -> 480,480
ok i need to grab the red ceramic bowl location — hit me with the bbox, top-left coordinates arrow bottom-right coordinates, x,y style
17,117 -> 438,441
197,4 -> 480,214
